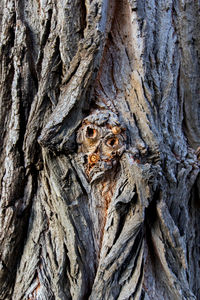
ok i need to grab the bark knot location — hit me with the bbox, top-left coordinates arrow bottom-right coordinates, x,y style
77,109 -> 126,181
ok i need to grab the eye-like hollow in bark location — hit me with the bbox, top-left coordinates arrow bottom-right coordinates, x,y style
106,137 -> 119,148
86,126 -> 97,139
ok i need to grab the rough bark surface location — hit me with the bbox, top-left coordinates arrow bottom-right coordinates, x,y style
0,0 -> 200,299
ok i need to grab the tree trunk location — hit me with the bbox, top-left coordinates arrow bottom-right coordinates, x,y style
0,0 -> 200,299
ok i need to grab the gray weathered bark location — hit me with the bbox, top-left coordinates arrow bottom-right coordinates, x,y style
0,0 -> 200,299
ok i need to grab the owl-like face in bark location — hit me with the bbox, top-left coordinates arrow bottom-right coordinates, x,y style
77,110 -> 126,181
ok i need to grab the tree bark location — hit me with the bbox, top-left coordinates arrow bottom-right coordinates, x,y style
0,0 -> 200,299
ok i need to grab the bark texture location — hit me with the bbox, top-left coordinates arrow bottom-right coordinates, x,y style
0,0 -> 200,299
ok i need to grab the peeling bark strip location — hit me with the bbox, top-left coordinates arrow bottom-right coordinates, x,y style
0,0 -> 200,299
